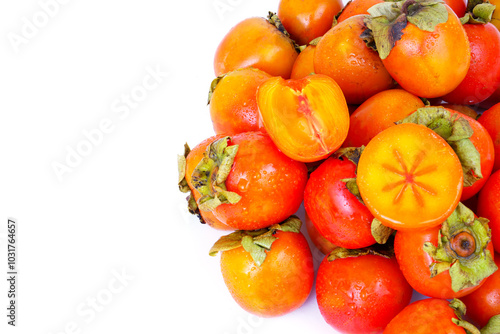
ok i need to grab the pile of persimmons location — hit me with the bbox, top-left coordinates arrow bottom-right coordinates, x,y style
178,0 -> 500,332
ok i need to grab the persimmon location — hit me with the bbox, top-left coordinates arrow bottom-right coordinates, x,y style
461,255 -> 500,328
304,156 -> 377,249
178,135 -> 232,230
442,22 -> 500,105
188,132 -> 308,230
444,0 -> 467,18
314,14 -> 396,104
357,123 -> 463,231
344,88 -> 425,147
336,0 -> 384,23
208,68 -> 271,135
395,203 -> 497,299
257,74 -> 349,162
211,217 -> 314,317
366,1 -> 470,98
447,109 -> 495,201
305,213 -> 337,255
317,250 -> 413,333
290,44 -> 316,80
214,15 -> 298,79
384,299 -> 474,334
278,0 -> 343,45
478,103 -> 500,172
478,170 -> 500,253
395,106 -> 494,201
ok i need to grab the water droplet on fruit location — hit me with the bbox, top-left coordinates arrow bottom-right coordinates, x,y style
238,178 -> 249,192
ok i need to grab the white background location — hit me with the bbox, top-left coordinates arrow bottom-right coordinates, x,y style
0,1 -> 424,333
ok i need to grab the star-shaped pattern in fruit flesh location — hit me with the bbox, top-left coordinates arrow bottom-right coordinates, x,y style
381,150 -> 438,207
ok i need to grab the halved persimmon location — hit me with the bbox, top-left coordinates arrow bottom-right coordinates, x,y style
357,123 -> 463,230
257,74 -> 349,162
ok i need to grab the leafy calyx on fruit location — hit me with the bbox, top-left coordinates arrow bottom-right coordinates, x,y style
178,143 -> 191,193
191,137 -> 241,212
461,2 -> 496,24
481,315 -> 500,334
423,203 -> 498,292
397,107 -> 482,187
209,216 -> 302,266
327,241 -> 394,261
207,73 -> 227,105
336,146 -> 396,244
362,0 -> 449,59
371,218 -> 394,244
449,299 -> 481,334
267,12 -> 301,53
177,143 -> 208,225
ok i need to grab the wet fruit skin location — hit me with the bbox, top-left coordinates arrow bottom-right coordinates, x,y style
460,254 -> 500,328
357,123 -> 464,231
443,0 -> 467,18
220,230 -> 314,317
478,103 -> 500,172
290,44 -> 316,80
344,88 -> 425,147
336,0 -> 384,23
316,254 -> 413,334
477,170 -> 500,253
382,6 -> 470,98
383,298 -> 466,334
278,0 -> 343,45
256,74 -> 349,162
214,17 -> 298,79
304,157 -> 377,249
395,226 -> 495,299
314,14 -> 396,105
184,134 -> 233,230
211,132 -> 308,230
305,213 -> 337,255
209,68 -> 271,135
442,23 -> 500,105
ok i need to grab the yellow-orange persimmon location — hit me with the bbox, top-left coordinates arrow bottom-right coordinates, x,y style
257,74 -> 349,162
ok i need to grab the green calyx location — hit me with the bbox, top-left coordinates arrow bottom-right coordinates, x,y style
371,218 -> 394,244
481,315 -> 500,334
423,203 -> 498,292
396,107 -> 482,187
209,216 -> 302,266
207,73 -> 227,105
363,0 -> 448,59
178,143 -> 208,225
191,137 -> 241,212
461,2 -> 496,24
327,242 -> 394,262
337,146 -> 365,204
178,143 -> 191,193
342,177 -> 364,203
449,299 -> 481,334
